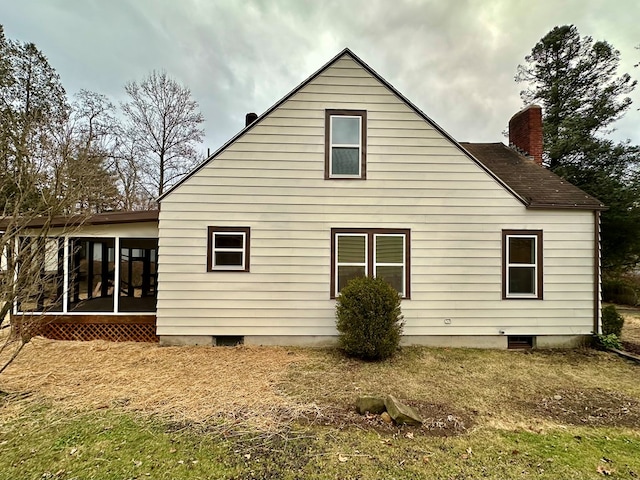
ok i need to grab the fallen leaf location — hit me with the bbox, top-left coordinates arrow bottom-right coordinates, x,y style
405,432 -> 414,439
597,465 -> 615,476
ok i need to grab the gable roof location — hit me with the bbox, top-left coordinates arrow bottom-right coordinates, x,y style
159,48 -> 603,211
158,48 -> 525,204
461,143 -> 605,210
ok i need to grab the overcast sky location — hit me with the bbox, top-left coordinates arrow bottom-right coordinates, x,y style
2,0 -> 639,152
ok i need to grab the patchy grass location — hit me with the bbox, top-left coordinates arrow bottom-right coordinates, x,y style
2,398 -> 640,480
620,306 -> 640,342
618,305 -> 640,355
279,347 -> 640,431
2,339 -> 640,478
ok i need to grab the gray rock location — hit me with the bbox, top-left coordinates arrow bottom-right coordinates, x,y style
355,395 -> 386,415
380,412 -> 392,423
384,395 -> 423,426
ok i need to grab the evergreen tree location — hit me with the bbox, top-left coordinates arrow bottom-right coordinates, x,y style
517,25 -> 640,272
516,25 -> 636,171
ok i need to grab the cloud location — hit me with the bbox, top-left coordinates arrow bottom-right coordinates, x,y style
1,0 -> 639,150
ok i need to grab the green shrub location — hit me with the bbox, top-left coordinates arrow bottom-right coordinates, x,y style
601,305 -> 624,337
593,333 -> 622,350
335,276 -> 404,361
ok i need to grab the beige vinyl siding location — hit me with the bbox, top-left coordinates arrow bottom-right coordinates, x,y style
157,55 -> 595,339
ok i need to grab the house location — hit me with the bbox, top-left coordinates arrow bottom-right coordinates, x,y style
4,49 -> 603,347
154,48 -> 604,349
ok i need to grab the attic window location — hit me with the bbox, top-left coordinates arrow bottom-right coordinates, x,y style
325,110 -> 366,179
502,230 -> 543,299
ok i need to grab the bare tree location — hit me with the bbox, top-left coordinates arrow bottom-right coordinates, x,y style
0,27 -> 100,374
55,90 -> 121,213
121,70 -> 205,199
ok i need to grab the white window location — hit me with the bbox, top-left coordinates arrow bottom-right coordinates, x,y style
208,227 -> 250,271
374,234 -> 406,296
503,230 -> 543,299
332,229 -> 410,298
335,233 -> 368,294
325,110 -> 366,179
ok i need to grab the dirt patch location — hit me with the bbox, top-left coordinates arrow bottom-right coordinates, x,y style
532,388 -> 640,427
621,341 -> 640,356
304,401 -> 473,437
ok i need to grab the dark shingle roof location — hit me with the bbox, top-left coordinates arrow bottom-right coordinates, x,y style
460,142 -> 605,210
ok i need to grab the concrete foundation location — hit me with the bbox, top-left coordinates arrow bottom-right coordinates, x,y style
159,334 -> 590,349
159,335 -> 214,346
534,335 -> 590,349
401,335 -> 507,349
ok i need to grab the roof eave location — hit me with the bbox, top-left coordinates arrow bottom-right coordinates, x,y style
0,210 -> 160,229
526,203 -> 607,211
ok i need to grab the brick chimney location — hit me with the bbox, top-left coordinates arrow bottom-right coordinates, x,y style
508,105 -> 543,166
245,112 -> 258,127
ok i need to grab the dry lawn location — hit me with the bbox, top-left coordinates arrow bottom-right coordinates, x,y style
2,335 -> 640,436
620,306 -> 640,345
0,338 -> 313,432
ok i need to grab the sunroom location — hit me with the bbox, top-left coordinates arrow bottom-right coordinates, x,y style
5,210 -> 159,342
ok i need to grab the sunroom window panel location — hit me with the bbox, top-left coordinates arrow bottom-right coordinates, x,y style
118,237 -> 158,313
1,244 -> 8,271
17,237 -> 64,313
331,116 -> 360,144
509,237 -> 535,264
68,238 -> 115,312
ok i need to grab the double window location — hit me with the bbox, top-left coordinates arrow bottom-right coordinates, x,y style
207,227 -> 250,272
502,230 -> 543,299
325,110 -> 366,179
331,228 -> 410,298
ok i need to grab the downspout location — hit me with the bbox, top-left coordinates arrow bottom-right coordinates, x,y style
593,210 -> 602,334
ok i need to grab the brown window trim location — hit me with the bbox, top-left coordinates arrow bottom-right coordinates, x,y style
330,227 -> 410,299
324,109 -> 367,180
502,229 -> 543,300
207,226 -> 251,272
